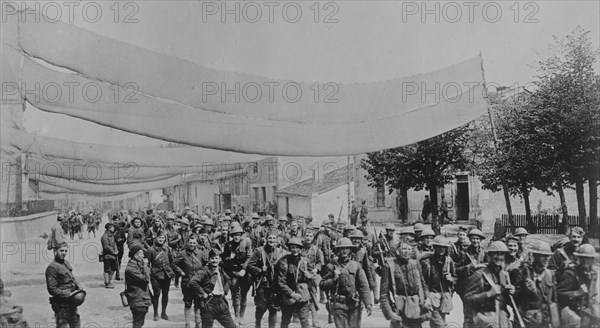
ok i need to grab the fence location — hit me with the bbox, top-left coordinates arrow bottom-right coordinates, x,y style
501,214 -> 582,234
0,200 -> 55,217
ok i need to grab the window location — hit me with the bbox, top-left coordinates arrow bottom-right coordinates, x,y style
253,163 -> 259,174
376,184 -> 385,207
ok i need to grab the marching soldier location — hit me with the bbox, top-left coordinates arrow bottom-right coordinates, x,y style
45,242 -> 84,328
276,237 -> 314,328
413,223 -> 424,240
113,215 -> 127,281
146,230 -> 175,321
125,243 -> 152,328
380,239 -> 430,328
321,238 -> 373,328
415,229 -> 436,261
513,227 -> 530,261
303,226 -> 325,327
222,222 -> 252,325
173,235 -> 205,328
189,249 -> 237,328
463,241 -> 515,328
247,230 -> 286,328
127,217 -> 147,249
456,228 -> 488,327
505,235 -> 521,271
549,226 -> 584,271
101,222 -> 118,289
398,226 -> 416,243
556,244 -> 599,328
349,229 -> 378,305
421,236 -> 456,328
510,241 -> 558,328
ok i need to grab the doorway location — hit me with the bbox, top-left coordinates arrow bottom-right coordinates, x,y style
456,183 -> 469,221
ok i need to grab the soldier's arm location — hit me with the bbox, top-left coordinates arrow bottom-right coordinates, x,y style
463,271 -> 490,304
172,251 -> 185,276
318,264 -> 337,291
223,270 -> 232,295
125,263 -> 149,285
276,259 -> 294,297
315,249 -> 324,273
547,251 -> 561,271
240,242 -> 252,269
246,249 -> 262,276
188,271 -> 208,298
361,252 -> 375,290
379,263 -> 399,321
45,266 -> 71,298
556,270 -> 585,304
417,260 -> 430,298
356,266 -> 373,307
510,265 -> 529,299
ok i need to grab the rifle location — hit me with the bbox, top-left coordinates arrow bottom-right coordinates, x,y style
337,201 -> 344,225
502,271 -> 525,328
374,226 -> 385,267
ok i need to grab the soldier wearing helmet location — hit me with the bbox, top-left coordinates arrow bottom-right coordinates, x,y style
222,222 -> 252,325
421,236 -> 456,328
320,238 -> 373,328
463,241 -> 516,328
510,241 -> 558,328
127,217 -> 148,249
302,225 -> 325,327
549,226 -> 585,271
173,234 -> 205,328
380,239 -> 431,327
45,242 -> 84,328
416,229 -> 436,261
276,237 -> 313,328
505,235 -> 521,271
349,229 -> 378,305
556,244 -> 599,328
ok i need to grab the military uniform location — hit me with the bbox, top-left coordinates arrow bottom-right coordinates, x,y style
45,257 -> 81,328
125,254 -> 152,328
173,245 -> 206,327
548,241 -> 578,271
511,262 -> 557,328
463,265 -> 512,328
421,253 -> 455,328
188,265 -> 236,328
100,227 -> 118,288
276,252 -> 312,328
247,244 -> 286,328
557,266 -> 598,328
222,236 -> 252,321
146,241 -> 176,320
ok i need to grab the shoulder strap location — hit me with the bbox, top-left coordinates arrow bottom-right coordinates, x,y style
386,258 -> 397,297
558,248 -> 571,267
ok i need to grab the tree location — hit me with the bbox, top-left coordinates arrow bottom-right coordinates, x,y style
361,124 -> 476,219
531,27 -> 600,236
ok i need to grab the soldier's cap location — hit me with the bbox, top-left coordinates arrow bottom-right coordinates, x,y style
208,248 -> 221,258
128,243 -> 145,258
419,229 -> 436,239
287,237 -> 303,247
305,223 -> 319,231
224,209 -> 232,215
344,225 -> 356,232
400,226 -> 415,235
574,244 -> 599,258
265,215 -> 274,222
202,219 -> 214,226
335,237 -> 357,249
385,224 -> 396,231
183,206 -> 191,211
505,235 -> 519,243
468,229 -> 485,239
486,241 -> 509,253
529,241 -> 553,255
251,213 -> 260,219
200,214 -> 210,220
431,235 -> 451,247
348,229 -> 364,239
178,217 -> 190,226
54,241 -> 68,250
104,222 -> 114,229
221,216 -> 232,222
413,223 -> 425,232
514,227 -> 529,236
156,229 -> 166,237
229,222 -> 244,235
278,216 -> 288,222
458,226 -> 468,232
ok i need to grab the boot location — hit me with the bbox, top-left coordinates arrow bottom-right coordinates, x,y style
154,312 -> 159,321
161,293 -> 169,320
184,308 -> 193,328
114,267 -> 121,281
103,273 -> 114,288
373,285 -> 380,304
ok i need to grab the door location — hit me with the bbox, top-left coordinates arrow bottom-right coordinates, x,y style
456,183 -> 469,221
223,194 -> 232,211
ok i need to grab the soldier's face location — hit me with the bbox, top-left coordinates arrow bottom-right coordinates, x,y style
458,231 -> 467,240
156,235 -> 166,245
533,254 -> 550,268
489,252 -> 505,266
209,255 -> 221,268
517,235 -> 527,243
267,235 -> 277,247
188,238 -> 198,249
339,248 -> 352,258
386,230 -> 394,237
434,245 -> 447,256
399,243 -> 412,259
461,243 -> 470,251
507,240 -> 519,255
470,236 -> 481,248
570,233 -> 583,246
305,232 -> 314,244
232,233 -> 242,243
290,244 -> 302,256
291,222 -> 298,231
351,238 -> 361,247
422,236 -> 433,247
56,246 -> 68,260
133,220 -> 141,228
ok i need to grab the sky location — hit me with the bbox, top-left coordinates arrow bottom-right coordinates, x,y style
16,0 -> 600,149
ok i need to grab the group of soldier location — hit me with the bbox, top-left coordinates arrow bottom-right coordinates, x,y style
54,210 -> 102,240
44,206 -> 599,328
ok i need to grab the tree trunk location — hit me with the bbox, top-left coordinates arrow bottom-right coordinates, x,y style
588,177 -> 598,238
400,186 -> 409,223
575,180 -> 587,233
429,186 -> 438,216
522,184 -> 535,233
502,181 -> 514,233
557,183 -> 569,235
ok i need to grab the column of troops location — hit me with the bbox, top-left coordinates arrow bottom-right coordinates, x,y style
45,207 -> 599,328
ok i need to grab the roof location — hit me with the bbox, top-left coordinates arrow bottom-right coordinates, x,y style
276,164 -> 352,197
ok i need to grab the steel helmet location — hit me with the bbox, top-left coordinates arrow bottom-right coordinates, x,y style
70,290 -> 87,307
432,236 -> 451,247
529,241 -> 553,255
278,216 -> 288,222
201,219 -> 214,227
287,237 -> 303,247
178,217 -> 190,226
251,213 -> 260,219
344,225 -> 357,232
348,229 -> 364,239
265,215 -> 274,222
167,213 -> 176,220
505,235 -> 519,243
229,222 -> 244,235
468,229 -> 485,239
413,223 -> 424,232
200,215 -> 210,220
385,224 -> 396,231
335,238 -> 356,249
486,241 -> 509,253
573,244 -> 599,258
419,229 -> 436,239
514,227 -> 529,236
221,216 -> 232,222
400,226 -> 415,235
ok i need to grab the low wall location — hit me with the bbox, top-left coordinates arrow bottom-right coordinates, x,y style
0,211 -> 57,242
